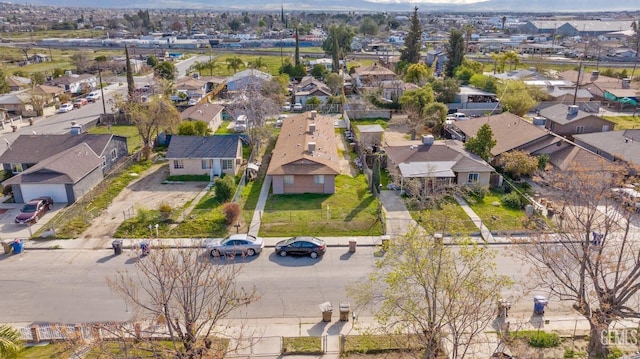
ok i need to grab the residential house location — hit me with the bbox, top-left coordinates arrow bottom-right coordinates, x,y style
225,69 -> 272,92
165,135 -> 243,179
540,103 -> 615,138
448,86 -> 501,115
385,136 -> 495,194
180,103 -> 224,133
48,73 -> 97,94
0,91 -> 34,116
352,63 -> 396,88
6,76 -> 31,92
309,58 -> 334,72
425,49 -> 447,74
174,77 -> 208,102
267,111 -> 340,194
381,80 -> 419,101
357,124 -> 385,150
30,53 -> 50,63
557,70 -> 637,101
2,142 -> 104,204
573,130 -> 640,166
0,133 -> 128,179
293,77 -> 332,105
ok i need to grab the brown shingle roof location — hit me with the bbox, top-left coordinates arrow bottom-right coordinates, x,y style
267,112 -> 340,176
180,103 -> 224,122
452,113 -> 549,156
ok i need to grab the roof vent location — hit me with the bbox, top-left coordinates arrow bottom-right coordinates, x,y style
568,105 -> 579,115
311,110 -> 317,119
308,142 -> 316,153
309,123 -> 316,133
622,78 -> 631,89
422,134 -> 434,145
591,70 -> 599,80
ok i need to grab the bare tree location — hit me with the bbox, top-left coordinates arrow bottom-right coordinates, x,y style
348,207 -> 511,359
516,161 -> 640,358
108,245 -> 259,358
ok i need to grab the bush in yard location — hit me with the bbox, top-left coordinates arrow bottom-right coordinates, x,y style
501,192 -> 522,209
214,175 -> 235,203
222,202 -> 241,225
158,202 -> 172,219
509,330 -> 560,348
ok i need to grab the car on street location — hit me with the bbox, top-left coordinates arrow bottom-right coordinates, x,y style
15,197 -> 53,224
275,236 -> 326,258
73,98 -> 88,108
58,103 -> 74,113
205,234 -> 264,257
85,91 -> 101,103
293,103 -> 303,112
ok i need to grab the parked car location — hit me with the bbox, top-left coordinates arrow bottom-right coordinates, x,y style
85,91 -> 101,103
205,234 -> 264,257
234,115 -> 248,132
58,103 -> 74,113
275,236 -> 326,258
282,103 -> 291,112
73,98 -> 88,108
293,103 -> 303,112
275,115 -> 287,128
15,197 -> 53,224
446,112 -> 469,121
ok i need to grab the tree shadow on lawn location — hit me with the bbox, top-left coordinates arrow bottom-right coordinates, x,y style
345,196 -> 375,222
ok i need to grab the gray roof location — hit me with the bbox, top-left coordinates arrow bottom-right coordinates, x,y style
0,133 -> 122,164
357,124 -> 385,133
539,103 -> 608,126
3,143 -> 102,185
574,130 -> 640,165
548,88 -> 593,99
165,135 -> 240,159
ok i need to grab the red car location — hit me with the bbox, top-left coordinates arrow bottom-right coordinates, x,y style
73,98 -> 88,108
15,197 -> 53,224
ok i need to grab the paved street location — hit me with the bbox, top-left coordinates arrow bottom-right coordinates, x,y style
0,244 -> 574,324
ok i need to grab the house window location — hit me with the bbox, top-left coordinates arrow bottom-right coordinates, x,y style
284,175 -> 294,185
314,175 -> 324,184
468,173 -> 479,183
111,148 -> 117,160
222,159 -> 233,170
576,126 -> 585,134
201,159 -> 213,169
10,163 -> 23,173
101,156 -> 106,168
173,160 -> 184,169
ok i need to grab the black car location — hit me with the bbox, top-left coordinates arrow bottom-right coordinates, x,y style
275,236 -> 326,258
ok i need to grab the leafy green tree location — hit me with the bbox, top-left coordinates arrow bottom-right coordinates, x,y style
305,96 -> 321,109
469,74 -> 498,93
177,120 -> 212,136
424,102 -> 448,134
0,324 -> 23,359
399,85 -> 435,139
154,61 -> 176,81
444,28 -> 465,77
0,69 -> 10,94
497,80 -> 536,116
454,66 -> 475,84
226,56 -> 244,74
311,64 -> 327,78
322,24 -> 354,62
146,55 -> 158,67
325,72 -> 344,95
52,68 -> 66,78
359,17 -> 379,36
348,220 -> 511,359
464,123 -> 496,161
499,150 -> 538,179
214,174 -> 235,202
30,72 -> 45,86
429,77 -> 459,103
404,63 -> 430,85
400,6 -> 423,64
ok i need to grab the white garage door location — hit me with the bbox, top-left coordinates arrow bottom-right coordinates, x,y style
20,184 -> 68,203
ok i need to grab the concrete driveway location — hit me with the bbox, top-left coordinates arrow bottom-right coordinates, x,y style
0,199 -> 65,242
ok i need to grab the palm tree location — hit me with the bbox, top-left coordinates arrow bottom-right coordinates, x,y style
226,57 -> 244,74
0,324 -> 23,359
501,16 -> 507,30
250,56 -> 267,71
191,59 -> 218,76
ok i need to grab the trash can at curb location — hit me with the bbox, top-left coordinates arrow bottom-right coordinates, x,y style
339,302 -> 350,322
140,240 -> 150,255
10,239 -> 24,254
348,240 -> 357,253
2,240 -> 13,254
112,240 -> 123,255
319,302 -> 332,322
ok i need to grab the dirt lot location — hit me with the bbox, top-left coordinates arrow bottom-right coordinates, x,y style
80,163 -> 208,248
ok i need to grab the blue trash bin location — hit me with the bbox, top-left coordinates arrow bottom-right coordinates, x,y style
11,239 -> 24,254
140,241 -> 150,256
533,295 -> 547,314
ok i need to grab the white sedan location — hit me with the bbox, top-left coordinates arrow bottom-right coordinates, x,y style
58,103 -> 74,113
205,234 -> 264,257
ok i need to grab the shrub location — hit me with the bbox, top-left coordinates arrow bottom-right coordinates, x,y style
158,202 -> 172,219
509,330 -> 560,348
214,175 -> 235,203
608,346 -> 624,359
501,192 -> 523,209
222,202 -> 241,225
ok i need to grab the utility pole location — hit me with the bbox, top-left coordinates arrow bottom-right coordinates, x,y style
98,68 -> 107,116
573,62 -> 582,106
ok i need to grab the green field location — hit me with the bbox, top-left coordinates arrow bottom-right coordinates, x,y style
604,115 -> 640,130
88,124 -> 143,154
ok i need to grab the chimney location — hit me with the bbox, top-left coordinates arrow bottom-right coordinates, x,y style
568,105 -> 579,115
591,70 -> 599,80
622,78 -> 631,89
310,110 -> 317,119
308,123 -> 316,133
308,142 -> 316,153
422,134 -> 434,145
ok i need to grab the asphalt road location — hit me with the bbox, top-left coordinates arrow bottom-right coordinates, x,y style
0,244 -> 571,324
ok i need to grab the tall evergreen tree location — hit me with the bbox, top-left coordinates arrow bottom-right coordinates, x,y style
125,45 -> 135,100
332,27 -> 340,73
399,6 -> 423,64
281,5 -> 285,24
294,27 -> 300,66
444,28 -> 465,78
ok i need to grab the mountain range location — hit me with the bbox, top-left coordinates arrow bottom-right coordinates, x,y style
12,0 -> 640,11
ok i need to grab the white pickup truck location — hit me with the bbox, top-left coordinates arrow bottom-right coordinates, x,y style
446,112 -> 469,121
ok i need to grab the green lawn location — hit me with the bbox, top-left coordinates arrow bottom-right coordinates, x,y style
604,115 -> 640,130
88,125 -> 143,154
19,342 -> 74,358
282,337 -> 322,354
466,191 -> 532,232
410,198 -> 478,234
350,117 -> 391,130
260,174 -> 383,237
